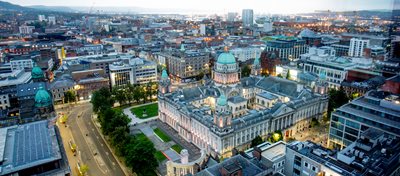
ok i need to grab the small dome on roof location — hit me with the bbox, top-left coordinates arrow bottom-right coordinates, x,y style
217,94 -> 227,106
35,86 -> 52,108
31,66 -> 44,79
161,69 -> 168,79
217,52 -> 236,64
253,57 -> 260,66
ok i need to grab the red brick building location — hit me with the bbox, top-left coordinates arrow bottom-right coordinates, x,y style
382,75 -> 400,94
260,50 -> 281,76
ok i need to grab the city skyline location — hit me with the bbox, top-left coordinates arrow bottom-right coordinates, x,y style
3,0 -> 396,14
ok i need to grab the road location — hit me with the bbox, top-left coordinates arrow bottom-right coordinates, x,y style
57,102 -> 125,176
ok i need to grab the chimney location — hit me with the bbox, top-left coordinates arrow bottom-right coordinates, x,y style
252,146 -> 262,160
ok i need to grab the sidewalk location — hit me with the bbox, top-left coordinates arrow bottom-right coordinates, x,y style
56,121 -> 80,176
92,114 -> 134,176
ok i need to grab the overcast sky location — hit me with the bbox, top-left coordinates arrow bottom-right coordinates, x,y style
5,0 -> 396,14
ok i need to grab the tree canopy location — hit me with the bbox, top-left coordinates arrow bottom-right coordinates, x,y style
64,90 -> 76,103
251,135 -> 263,147
327,87 -> 349,118
91,88 -> 158,175
90,87 -> 114,113
241,65 -> 251,77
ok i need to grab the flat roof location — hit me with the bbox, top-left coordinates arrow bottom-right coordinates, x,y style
0,72 -> 31,87
0,120 -> 62,175
261,142 -> 286,161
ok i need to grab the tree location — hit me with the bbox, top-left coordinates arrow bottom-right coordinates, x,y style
250,135 -> 263,147
64,90 -> 76,103
132,86 -> 142,103
310,118 -> 320,128
196,71 -> 205,81
241,65 -> 251,77
79,164 -> 89,175
110,126 -> 129,156
286,70 -> 291,80
277,74 -> 283,78
113,87 -> 127,106
268,130 -> 283,143
327,87 -> 349,118
125,137 -> 158,174
91,88 -> 114,113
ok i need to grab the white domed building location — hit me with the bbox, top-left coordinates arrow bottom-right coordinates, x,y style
158,47 -> 329,161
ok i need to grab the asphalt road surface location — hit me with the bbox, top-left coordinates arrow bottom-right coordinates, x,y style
61,103 -> 125,176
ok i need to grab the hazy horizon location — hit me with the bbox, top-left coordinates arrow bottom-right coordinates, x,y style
2,0 -> 396,14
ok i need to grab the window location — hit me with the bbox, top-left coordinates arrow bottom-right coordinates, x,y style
293,168 -> 300,175
304,162 -> 309,168
312,166 -> 316,172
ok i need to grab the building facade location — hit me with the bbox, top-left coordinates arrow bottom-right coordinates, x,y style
242,9 -> 254,27
165,49 -> 210,82
230,47 -> 262,62
109,57 -> 157,87
158,50 -> 328,157
264,36 -> 308,61
328,90 -> 400,149
349,38 -> 369,57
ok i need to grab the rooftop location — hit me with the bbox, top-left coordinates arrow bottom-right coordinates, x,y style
0,70 -> 31,87
195,155 -> 264,176
0,120 -> 62,175
260,142 -> 286,162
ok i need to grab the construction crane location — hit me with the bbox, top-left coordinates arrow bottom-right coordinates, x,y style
82,1 -> 96,33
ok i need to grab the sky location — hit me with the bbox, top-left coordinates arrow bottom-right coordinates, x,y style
4,0 -> 396,14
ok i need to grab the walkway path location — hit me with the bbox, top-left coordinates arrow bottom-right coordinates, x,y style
156,120 -> 201,161
123,102 -> 158,125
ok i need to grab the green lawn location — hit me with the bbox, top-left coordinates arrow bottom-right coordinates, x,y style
153,128 -> 171,142
136,133 -> 148,141
112,104 -> 132,113
130,103 -> 158,119
154,151 -> 167,162
171,144 -> 183,153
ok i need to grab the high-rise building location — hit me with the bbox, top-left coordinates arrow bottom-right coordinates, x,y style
328,90 -> 400,149
227,12 -> 237,22
199,24 -> 206,36
390,0 -> 400,36
349,38 -> 370,57
391,35 -> 400,59
48,16 -> 56,25
263,18 -> 273,32
242,9 -> 254,27
38,14 -> 46,22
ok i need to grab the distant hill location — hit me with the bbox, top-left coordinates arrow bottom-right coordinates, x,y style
0,1 -> 36,11
29,5 -> 76,13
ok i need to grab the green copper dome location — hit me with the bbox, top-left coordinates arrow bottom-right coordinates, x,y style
217,94 -> 227,106
161,69 -> 168,79
35,86 -> 52,108
217,52 -> 236,64
31,66 -> 44,79
253,57 -> 260,66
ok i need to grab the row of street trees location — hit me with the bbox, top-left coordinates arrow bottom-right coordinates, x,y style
112,82 -> 158,106
91,87 -> 158,175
